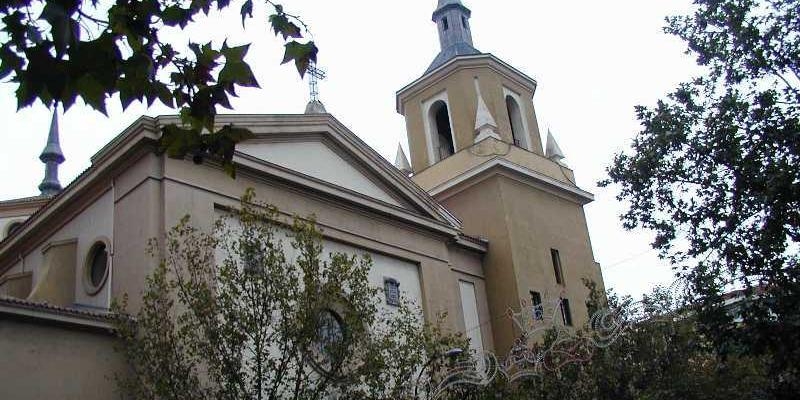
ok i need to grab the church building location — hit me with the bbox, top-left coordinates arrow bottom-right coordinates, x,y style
0,1 -> 603,398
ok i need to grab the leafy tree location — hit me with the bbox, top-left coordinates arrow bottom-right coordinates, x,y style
600,0 -> 799,396
459,286 -> 770,400
0,0 -> 318,176
113,189 -> 467,400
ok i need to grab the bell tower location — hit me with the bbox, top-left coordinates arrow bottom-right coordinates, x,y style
397,0 -> 546,172
397,1 -> 605,355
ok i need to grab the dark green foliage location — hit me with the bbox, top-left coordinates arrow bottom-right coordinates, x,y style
600,0 -> 799,397
0,0 -> 319,176
453,287 -> 770,400
112,189 -> 466,399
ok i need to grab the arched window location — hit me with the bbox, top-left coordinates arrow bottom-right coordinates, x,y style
429,100 -> 455,161
506,95 -> 527,149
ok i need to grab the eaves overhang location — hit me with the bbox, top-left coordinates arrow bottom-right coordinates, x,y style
0,296 -> 115,333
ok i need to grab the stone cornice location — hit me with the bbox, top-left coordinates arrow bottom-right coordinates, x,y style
428,157 -> 595,205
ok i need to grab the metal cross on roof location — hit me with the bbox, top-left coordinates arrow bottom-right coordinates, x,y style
307,62 -> 326,101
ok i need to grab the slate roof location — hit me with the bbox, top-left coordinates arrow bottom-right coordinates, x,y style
426,44 -> 482,73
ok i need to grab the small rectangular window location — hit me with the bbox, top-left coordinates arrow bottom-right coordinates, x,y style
530,291 -> 543,320
384,278 -> 400,307
551,248 -> 564,285
443,18 -> 449,30
560,298 -> 573,326
462,16 -> 468,29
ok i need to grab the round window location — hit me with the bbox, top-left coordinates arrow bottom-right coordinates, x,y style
308,309 -> 346,375
85,242 -> 109,294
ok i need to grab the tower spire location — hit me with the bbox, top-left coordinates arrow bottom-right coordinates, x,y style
427,0 -> 480,72
394,143 -> 412,175
545,129 -> 566,165
473,78 -> 500,143
38,107 -> 65,196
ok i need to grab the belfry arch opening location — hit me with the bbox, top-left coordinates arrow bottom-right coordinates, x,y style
429,100 -> 455,161
505,95 -> 527,149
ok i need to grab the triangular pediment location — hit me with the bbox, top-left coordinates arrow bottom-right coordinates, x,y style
239,138 -> 407,207
224,115 -> 460,232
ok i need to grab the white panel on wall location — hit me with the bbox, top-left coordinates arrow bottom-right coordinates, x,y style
238,141 -> 403,207
325,240 -> 423,315
214,211 -> 423,317
459,280 -> 485,361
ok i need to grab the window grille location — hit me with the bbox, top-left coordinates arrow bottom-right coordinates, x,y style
560,298 -> 573,326
530,291 -> 543,320
384,278 -> 400,306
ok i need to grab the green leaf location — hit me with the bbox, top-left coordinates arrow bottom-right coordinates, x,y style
2,12 -> 27,47
75,75 -> 107,114
218,124 -> 254,142
219,61 -> 259,89
220,42 -> 249,63
41,2 -> 80,57
240,0 -> 253,26
281,41 -> 317,77
154,83 -> 174,108
162,6 -> 192,28
269,13 -> 302,40
0,45 -> 24,80
159,124 -> 201,159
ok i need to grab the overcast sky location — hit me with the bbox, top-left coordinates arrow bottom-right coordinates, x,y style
0,0 -> 700,298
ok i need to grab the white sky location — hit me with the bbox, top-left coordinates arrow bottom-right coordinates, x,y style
0,0 -> 699,298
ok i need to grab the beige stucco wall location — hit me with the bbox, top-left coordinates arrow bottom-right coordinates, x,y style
0,200 -> 45,241
497,176 -> 601,328
399,60 -> 543,172
398,55 -> 602,354
0,319 -> 125,400
28,239 -> 77,307
412,137 -> 577,195
438,176 -> 518,353
0,272 -> 31,298
0,116 -> 497,391
110,152 -> 165,313
437,174 -> 601,354
0,190 -> 114,306
158,155 -> 486,335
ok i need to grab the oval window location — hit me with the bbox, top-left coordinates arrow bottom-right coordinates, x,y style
308,309 -> 346,375
85,242 -> 109,294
